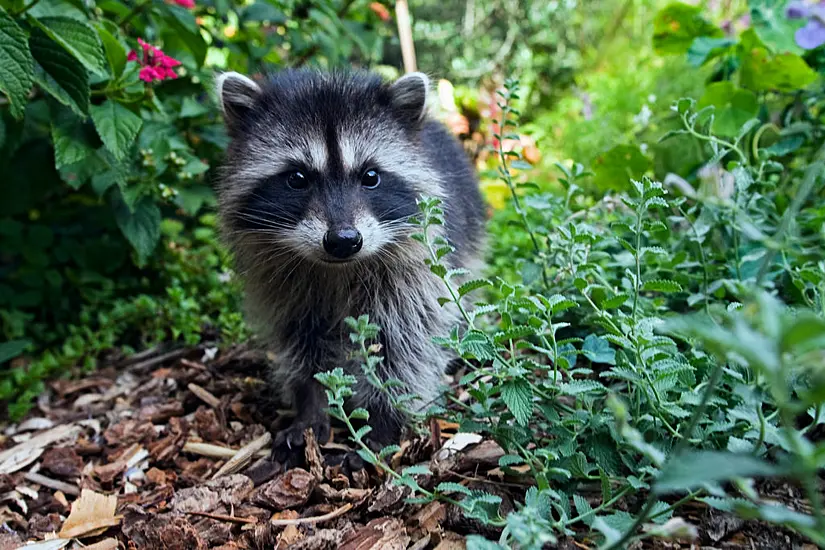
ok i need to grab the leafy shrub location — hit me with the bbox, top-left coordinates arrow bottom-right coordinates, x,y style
313,2 -> 825,547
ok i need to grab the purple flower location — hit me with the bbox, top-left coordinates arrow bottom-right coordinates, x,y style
787,1 -> 825,50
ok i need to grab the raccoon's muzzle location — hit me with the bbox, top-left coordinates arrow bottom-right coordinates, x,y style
322,228 -> 363,259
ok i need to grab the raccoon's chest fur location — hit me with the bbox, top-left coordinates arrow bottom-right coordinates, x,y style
249,259 -> 454,406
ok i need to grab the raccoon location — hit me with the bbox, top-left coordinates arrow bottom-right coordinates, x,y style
214,68 -> 487,456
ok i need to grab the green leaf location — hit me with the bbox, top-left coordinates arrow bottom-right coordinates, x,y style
466,536 -> 505,550
378,444 -> 401,459
27,16 -> 108,77
51,109 -> 94,173
593,144 -> 651,191
402,464 -> 432,476
573,494 -> 594,525
501,378 -> 533,425
697,82 -> 759,137
558,380 -> 607,395
642,279 -> 683,293
458,278 -> 491,297
241,1 -> 287,23
652,3 -> 722,55
654,451 -> 784,494
163,5 -> 206,66
582,334 -> 616,365
96,24 -> 126,78
0,339 -> 31,364
350,408 -> 369,420
739,30 -> 817,92
112,194 -> 161,265
29,27 -> 89,116
436,482 -> 472,495
601,293 -> 629,310
687,36 -> 735,66
781,313 -> 825,354
749,0 -> 805,54
0,6 -> 34,119
91,100 -> 142,161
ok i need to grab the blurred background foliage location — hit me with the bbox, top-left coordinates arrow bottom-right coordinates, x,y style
1,0 -> 822,423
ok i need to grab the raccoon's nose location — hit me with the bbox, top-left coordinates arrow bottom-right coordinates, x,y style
323,228 -> 363,259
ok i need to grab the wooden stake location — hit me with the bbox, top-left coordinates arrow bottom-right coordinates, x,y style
395,0 -> 417,73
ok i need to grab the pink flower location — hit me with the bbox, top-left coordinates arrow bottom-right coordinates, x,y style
128,39 -> 181,83
171,0 -> 195,7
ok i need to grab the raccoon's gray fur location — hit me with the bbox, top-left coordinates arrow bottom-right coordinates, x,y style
214,68 -> 487,454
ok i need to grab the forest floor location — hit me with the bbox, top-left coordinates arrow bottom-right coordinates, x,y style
0,344 -> 817,550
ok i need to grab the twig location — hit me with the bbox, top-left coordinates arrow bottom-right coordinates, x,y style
188,383 -> 221,408
23,472 -> 80,496
211,432 -> 272,479
128,347 -> 189,373
185,511 -> 258,524
184,441 -> 269,460
268,503 -> 352,526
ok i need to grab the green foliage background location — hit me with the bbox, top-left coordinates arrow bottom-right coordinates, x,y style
2,0 -> 825,546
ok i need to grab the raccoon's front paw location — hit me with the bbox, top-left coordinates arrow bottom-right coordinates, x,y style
270,418 -> 331,467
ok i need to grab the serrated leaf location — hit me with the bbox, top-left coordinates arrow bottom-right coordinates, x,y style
642,279 -> 683,293
354,425 -> 372,440
378,444 -> 401,459
349,408 -> 369,420
458,278 -> 491,297
112,194 -> 161,265
558,380 -> 607,395
91,100 -> 142,161
436,482 -> 472,495
573,494 -> 594,525
501,379 -> 533,425
654,451 -> 784,494
458,330 -> 496,361
29,27 -> 89,116
402,464 -> 432,476
28,16 -> 108,77
0,7 -> 34,119
498,454 -> 524,467
601,293 -> 629,309
494,325 -> 536,343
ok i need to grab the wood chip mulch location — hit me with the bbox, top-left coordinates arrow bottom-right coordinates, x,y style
0,345 -> 817,549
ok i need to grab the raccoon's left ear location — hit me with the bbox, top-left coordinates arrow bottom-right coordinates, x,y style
389,72 -> 430,125
215,71 -> 262,130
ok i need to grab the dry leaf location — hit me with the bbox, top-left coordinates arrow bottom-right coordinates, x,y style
58,488 -> 119,539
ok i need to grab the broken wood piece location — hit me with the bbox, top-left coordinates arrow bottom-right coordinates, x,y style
188,383 -> 221,408
183,441 -> 269,460
211,432 -> 272,479
23,471 -> 80,496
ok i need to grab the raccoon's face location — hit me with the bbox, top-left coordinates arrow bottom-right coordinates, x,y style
215,69 -> 440,266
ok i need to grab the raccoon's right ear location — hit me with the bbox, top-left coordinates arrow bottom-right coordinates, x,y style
215,72 -> 262,129
389,72 -> 430,125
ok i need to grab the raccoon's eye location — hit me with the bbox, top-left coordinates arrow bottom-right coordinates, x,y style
361,170 -> 381,189
285,171 -> 308,190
